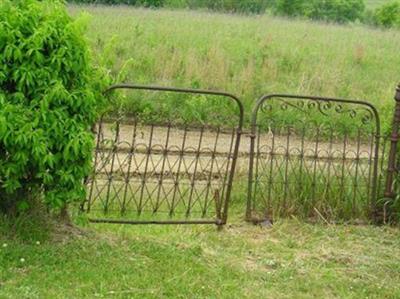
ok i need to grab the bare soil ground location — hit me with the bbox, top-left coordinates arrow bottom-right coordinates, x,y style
93,123 -> 375,176
100,123 -> 373,157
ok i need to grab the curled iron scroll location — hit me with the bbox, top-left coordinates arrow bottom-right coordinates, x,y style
260,97 -> 376,126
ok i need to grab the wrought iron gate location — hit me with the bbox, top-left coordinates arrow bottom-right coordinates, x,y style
82,84 -> 243,225
83,83 -> 400,225
246,94 -> 382,222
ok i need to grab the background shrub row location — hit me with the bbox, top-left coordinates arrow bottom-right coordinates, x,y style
69,0 -> 400,28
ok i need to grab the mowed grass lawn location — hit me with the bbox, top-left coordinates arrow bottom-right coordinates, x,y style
70,5 -> 400,131
1,217 -> 399,299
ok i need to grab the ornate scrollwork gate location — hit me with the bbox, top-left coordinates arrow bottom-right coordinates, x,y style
83,83 -> 400,225
246,94 -> 381,222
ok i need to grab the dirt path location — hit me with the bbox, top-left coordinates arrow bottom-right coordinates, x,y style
99,123 -> 374,156
91,123 -> 375,178
87,123 -> 376,217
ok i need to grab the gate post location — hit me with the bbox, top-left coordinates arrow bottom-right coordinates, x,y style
384,84 -> 400,199
246,131 -> 256,222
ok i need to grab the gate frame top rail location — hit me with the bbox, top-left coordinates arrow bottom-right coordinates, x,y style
86,83 -> 244,226
250,94 -> 380,130
246,93 -> 381,222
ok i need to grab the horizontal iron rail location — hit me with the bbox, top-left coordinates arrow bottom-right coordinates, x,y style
89,218 -> 224,225
105,83 -> 244,129
95,146 -> 235,158
95,146 -> 374,161
251,94 -> 380,128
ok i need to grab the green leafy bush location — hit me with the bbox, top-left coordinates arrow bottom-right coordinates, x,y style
70,0 -> 272,13
0,0 -> 107,214
271,0 -> 305,17
306,0 -> 365,23
69,0 -> 132,4
185,0 -> 270,14
69,0 -> 164,7
373,1 -> 400,28
272,0 -> 365,23
164,0 -> 187,9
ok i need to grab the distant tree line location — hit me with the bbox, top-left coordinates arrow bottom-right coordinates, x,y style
272,0 -> 365,23
68,0 -> 270,13
69,0 -> 400,28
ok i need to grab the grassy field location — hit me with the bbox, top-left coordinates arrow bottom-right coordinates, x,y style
2,5 -> 400,299
70,5 -> 400,132
1,213 -> 400,299
71,4 -> 398,220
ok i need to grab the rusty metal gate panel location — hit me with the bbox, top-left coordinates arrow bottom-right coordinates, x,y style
82,84 -> 244,225
246,94 -> 381,222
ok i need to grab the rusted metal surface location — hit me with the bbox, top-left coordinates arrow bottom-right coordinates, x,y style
384,84 -> 400,198
246,94 -> 381,222
83,83 -> 400,225
82,84 -> 244,226
377,84 -> 400,223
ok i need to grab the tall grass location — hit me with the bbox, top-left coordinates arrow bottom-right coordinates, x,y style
365,0 -> 392,9
70,5 -> 400,132
64,5 -> 400,222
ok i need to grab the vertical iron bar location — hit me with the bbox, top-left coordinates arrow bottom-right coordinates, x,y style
377,135 -> 388,198
339,131 -> 348,215
311,126 -> 320,207
246,127 -> 257,221
384,84 -> 400,198
371,130 -> 381,222
253,126 -> 262,211
138,124 -> 154,215
121,119 -> 138,215
220,128 -> 235,201
170,126 -> 188,215
267,127 -> 276,212
283,126 -> 291,211
203,128 -> 220,216
325,128 -> 334,215
221,127 -> 237,224
366,133 -> 374,207
298,126 -> 306,200
104,120 -> 120,213
352,128 -> 362,217
154,124 -> 171,213
87,120 -> 103,213
186,127 -> 204,217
